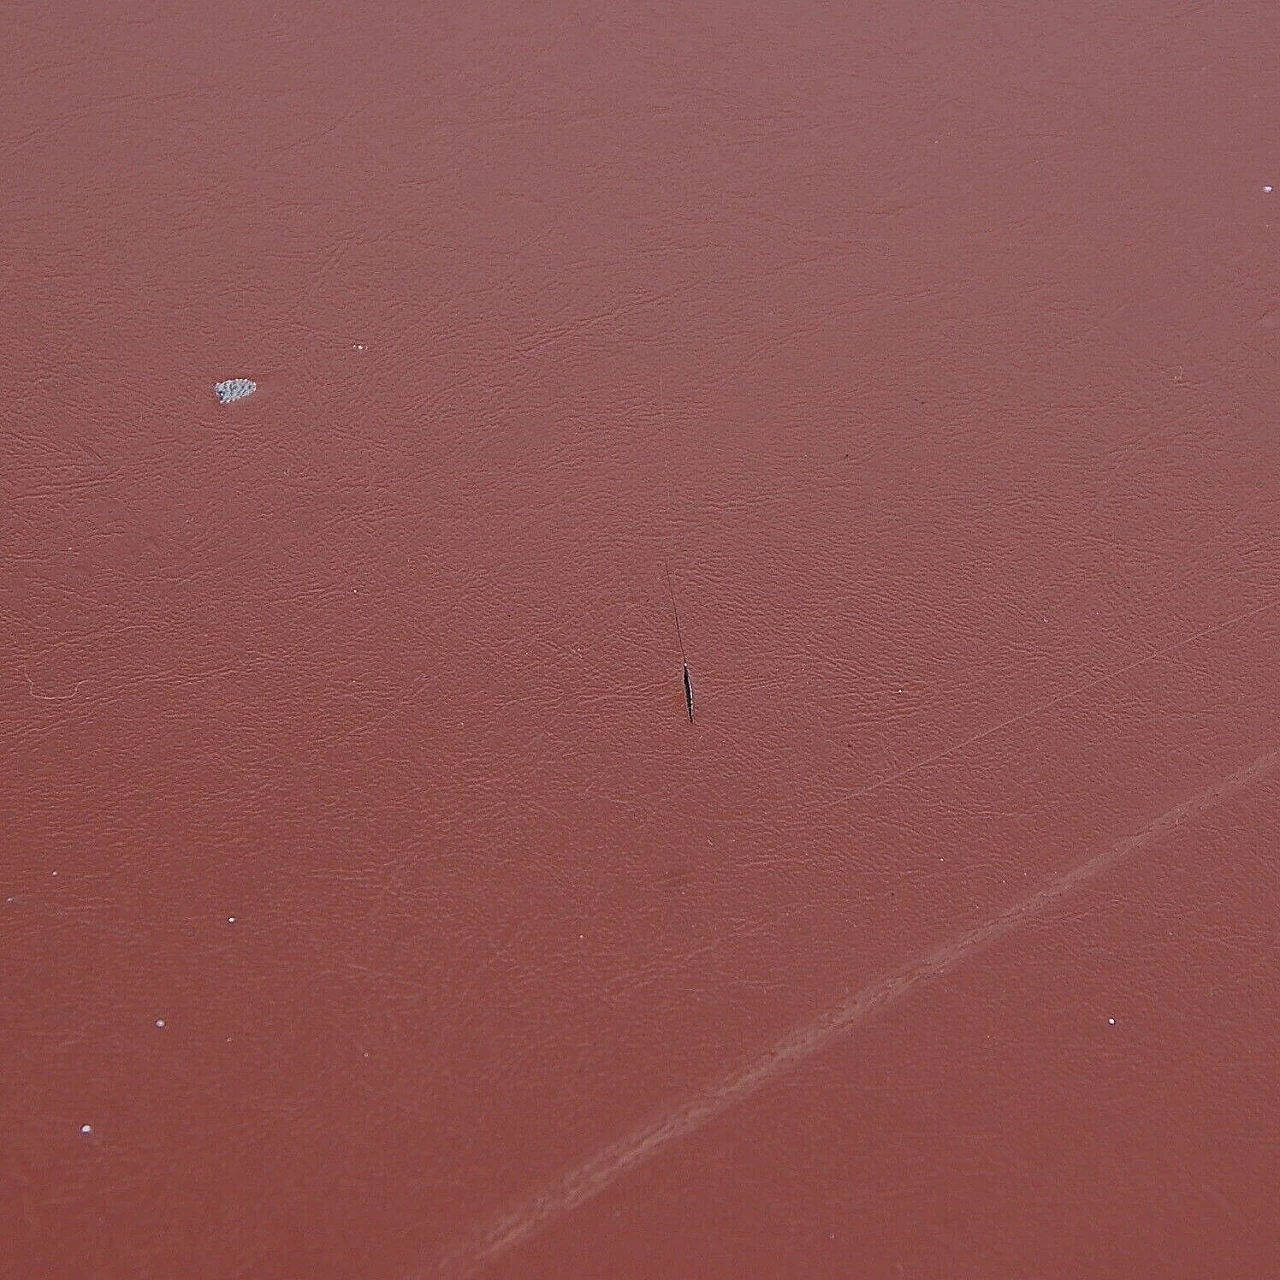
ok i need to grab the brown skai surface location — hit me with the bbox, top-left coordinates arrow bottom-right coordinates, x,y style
4,3 -> 1280,1277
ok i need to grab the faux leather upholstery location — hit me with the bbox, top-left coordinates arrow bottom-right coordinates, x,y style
5,3 -> 1280,1276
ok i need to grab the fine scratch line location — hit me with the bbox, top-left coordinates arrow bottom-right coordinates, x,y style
809,593 -> 1280,818
23,666 -> 85,701
428,743 -> 1280,1279
664,559 -> 694,722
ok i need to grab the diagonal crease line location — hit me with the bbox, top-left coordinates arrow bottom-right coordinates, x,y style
428,743 -> 1280,1279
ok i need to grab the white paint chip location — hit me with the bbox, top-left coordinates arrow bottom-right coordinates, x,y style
1265,185 -> 1274,193
155,1019 -> 166,1029
214,379 -> 257,404
1108,1017 -> 1116,1025
80,1124 -> 93,1135
227,916 -> 236,924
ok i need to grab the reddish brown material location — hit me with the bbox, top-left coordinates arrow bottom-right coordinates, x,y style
5,3 -> 1280,1277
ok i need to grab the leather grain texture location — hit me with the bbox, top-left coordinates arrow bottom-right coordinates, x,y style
4,2 -> 1280,1277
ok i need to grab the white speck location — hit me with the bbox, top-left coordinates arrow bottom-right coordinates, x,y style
80,1124 -> 93,1135
51,870 -> 58,877
155,1019 -> 166,1029
1265,185 -> 1274,194
227,916 -> 236,924
353,343 -> 366,351
1108,1017 -> 1116,1025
